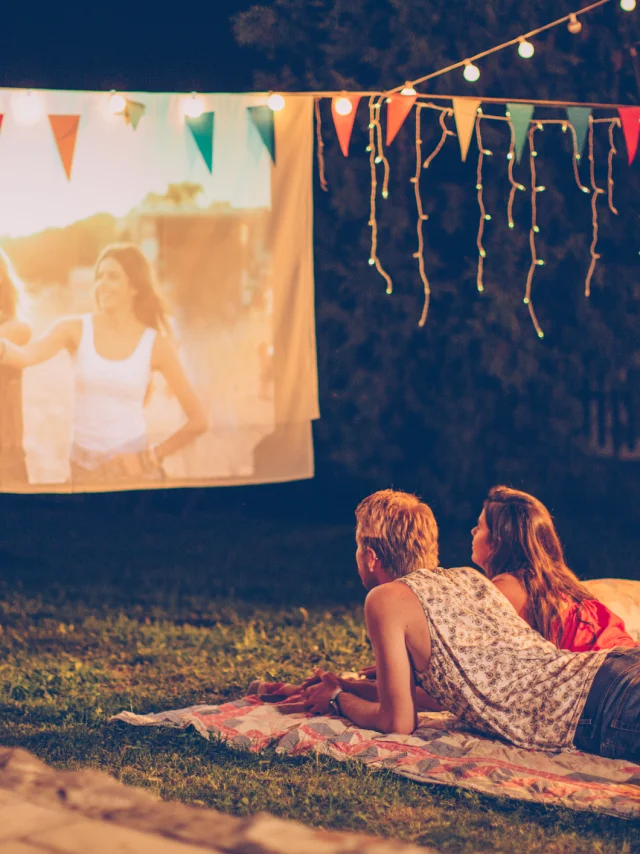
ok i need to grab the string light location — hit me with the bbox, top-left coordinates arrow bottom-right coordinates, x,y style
334,96 -> 353,116
506,112 -> 526,230
412,105 -> 432,326
524,124 -> 545,338
182,93 -> 204,119
314,98 -> 328,192
620,0 -> 636,11
463,62 -> 481,83
371,96 -> 391,201
518,39 -> 535,59
423,107 -> 456,169
108,91 -> 127,115
606,118 -> 620,215
267,93 -> 286,112
12,90 -> 44,125
584,116 -> 605,297
475,113 -> 491,292
567,13 -> 583,33
366,96 -> 393,294
401,84 -> 417,96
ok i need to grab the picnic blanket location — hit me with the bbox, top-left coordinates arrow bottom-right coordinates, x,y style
111,682 -> 640,820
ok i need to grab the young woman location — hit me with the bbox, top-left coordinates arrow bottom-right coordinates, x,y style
471,486 -> 637,651
0,243 -> 206,485
0,248 -> 32,486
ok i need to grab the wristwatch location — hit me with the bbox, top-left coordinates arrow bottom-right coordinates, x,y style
328,687 -> 344,717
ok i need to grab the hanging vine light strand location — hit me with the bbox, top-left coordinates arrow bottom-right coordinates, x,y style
366,97 -> 394,295
524,124 -> 545,339
411,105 -> 432,326
584,116 -> 606,297
314,98 -> 328,192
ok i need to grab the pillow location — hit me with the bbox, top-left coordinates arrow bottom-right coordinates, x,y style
583,578 -> 640,642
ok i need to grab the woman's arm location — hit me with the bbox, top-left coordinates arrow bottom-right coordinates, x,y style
150,336 -> 207,461
0,318 -> 32,347
0,319 -> 79,369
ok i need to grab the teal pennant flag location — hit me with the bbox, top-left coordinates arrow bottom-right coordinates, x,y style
566,107 -> 591,158
247,105 -> 276,164
186,112 -> 215,173
507,103 -> 535,163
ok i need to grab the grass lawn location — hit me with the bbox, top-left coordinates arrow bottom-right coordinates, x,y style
0,491 -> 638,853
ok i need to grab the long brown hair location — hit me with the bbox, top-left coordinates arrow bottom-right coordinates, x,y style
483,486 -> 591,643
95,243 -> 170,335
0,248 -> 28,321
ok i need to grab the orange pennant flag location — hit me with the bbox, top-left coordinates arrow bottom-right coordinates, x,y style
331,95 -> 361,157
618,107 -> 640,165
386,93 -> 417,146
452,98 -> 481,162
48,115 -> 80,180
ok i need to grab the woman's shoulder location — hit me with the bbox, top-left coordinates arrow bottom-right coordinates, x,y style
491,573 -> 528,615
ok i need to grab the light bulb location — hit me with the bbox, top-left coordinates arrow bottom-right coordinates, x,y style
620,0 -> 636,11
334,96 -> 353,116
463,62 -> 480,83
518,39 -> 535,59
182,93 -> 204,119
109,92 -> 127,114
567,13 -> 582,34
12,90 -> 44,125
400,83 -> 417,96
267,93 -> 285,112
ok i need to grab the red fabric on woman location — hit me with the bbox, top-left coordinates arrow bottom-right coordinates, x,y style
556,600 -> 638,652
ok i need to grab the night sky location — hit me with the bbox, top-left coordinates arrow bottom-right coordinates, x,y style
1,2 -> 253,92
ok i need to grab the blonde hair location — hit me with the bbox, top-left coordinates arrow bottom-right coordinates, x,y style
0,248 -> 29,321
355,489 -> 439,579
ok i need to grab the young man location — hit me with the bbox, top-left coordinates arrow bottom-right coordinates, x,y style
278,490 -> 640,762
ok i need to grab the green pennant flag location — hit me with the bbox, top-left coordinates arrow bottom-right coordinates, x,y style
186,112 -> 215,173
507,103 -> 535,163
566,106 -> 591,158
123,99 -> 146,130
247,105 -> 275,164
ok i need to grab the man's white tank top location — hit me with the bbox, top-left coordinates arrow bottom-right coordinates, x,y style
73,314 -> 156,455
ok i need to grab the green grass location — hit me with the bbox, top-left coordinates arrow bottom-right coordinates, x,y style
0,494 -> 638,853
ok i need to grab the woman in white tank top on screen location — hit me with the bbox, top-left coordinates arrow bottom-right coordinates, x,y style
0,243 -> 207,484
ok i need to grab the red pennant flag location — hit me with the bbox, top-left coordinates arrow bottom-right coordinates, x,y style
331,95 -> 361,157
0,115 -> 3,133
48,115 -> 80,180
386,93 -> 417,146
618,107 -> 640,165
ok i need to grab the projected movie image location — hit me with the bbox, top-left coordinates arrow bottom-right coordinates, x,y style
0,91 -> 283,490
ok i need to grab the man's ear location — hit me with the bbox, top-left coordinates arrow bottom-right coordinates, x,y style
365,547 -> 378,571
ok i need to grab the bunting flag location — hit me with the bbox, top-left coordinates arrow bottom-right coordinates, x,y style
247,106 -> 276,164
566,106 -> 591,158
618,107 -> 640,165
0,115 -> 3,133
48,115 -> 80,180
386,93 -> 417,146
331,95 -> 361,157
121,99 -> 146,130
452,98 -> 481,162
507,103 -> 535,162
186,112 -> 215,172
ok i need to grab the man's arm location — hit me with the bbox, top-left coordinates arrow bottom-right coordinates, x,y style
300,584 -> 421,734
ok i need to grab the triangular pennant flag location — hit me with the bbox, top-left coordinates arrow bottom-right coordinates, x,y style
452,98 -> 481,162
507,103 -> 535,163
120,99 -> 146,130
566,107 -> 591,158
618,107 -> 640,165
48,115 -> 80,181
331,95 -> 362,157
186,112 -> 215,172
0,115 -> 3,133
247,106 -> 276,164
386,93 -> 417,146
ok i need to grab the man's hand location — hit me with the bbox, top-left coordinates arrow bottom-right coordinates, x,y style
358,664 -> 377,679
278,669 -> 341,715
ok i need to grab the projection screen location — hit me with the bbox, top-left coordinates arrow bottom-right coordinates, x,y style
0,91 -> 319,492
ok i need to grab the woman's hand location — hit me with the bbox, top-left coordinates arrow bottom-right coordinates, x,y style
278,669 -> 341,715
358,664 -> 377,679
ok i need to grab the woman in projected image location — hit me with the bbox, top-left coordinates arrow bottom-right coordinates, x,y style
0,243 -> 207,484
0,248 -> 32,485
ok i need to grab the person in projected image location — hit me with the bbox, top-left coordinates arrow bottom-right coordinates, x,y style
0,248 -> 32,485
0,243 -> 207,484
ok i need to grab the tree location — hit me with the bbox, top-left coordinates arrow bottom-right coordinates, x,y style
234,0 -> 640,519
